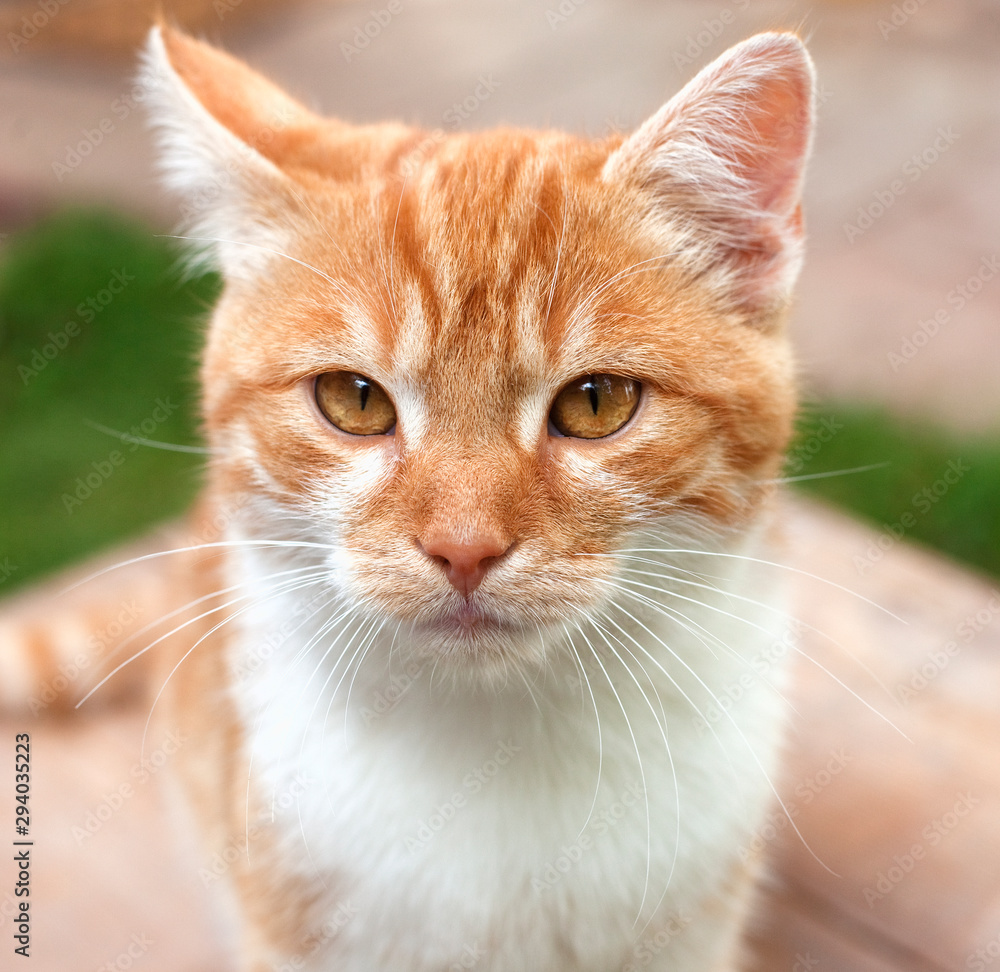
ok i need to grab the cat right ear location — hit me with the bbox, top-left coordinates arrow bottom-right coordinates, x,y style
603,33 -> 815,323
140,25 -> 314,280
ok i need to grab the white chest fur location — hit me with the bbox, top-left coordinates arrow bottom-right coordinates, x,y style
229,538 -> 790,972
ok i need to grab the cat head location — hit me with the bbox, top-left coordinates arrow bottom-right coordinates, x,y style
143,27 -> 813,679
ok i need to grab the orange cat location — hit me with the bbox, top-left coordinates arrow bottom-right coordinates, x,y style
6,26 -> 814,971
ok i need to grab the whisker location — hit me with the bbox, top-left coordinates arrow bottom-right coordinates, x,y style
161,234 -> 353,299
599,602 -> 838,878
562,623 -> 604,841
139,573 -> 330,754
104,563 -> 328,667
771,462 -> 890,485
610,543 -> 908,624
82,419 -> 210,454
583,636 -> 652,921
587,619 -> 678,922
78,569 -> 330,708
616,561 -> 899,701
61,538 -> 336,594
343,617 -> 392,740
387,175 -> 408,325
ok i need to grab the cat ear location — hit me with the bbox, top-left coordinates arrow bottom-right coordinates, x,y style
603,32 -> 815,320
140,25 -> 315,280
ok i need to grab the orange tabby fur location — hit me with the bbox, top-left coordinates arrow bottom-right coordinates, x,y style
1,25 -> 814,972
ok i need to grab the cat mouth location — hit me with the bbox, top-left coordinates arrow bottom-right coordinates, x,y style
422,603 -> 516,639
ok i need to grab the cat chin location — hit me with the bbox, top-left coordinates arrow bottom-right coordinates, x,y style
400,617 -> 553,688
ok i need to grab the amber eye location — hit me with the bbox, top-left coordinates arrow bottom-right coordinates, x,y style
315,372 -> 396,436
550,373 -> 640,439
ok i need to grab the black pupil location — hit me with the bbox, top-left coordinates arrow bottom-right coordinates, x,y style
356,377 -> 370,411
586,380 -> 599,415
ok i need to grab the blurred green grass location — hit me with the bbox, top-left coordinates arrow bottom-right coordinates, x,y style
0,208 -> 218,591
1,207 -> 998,595
788,404 -> 1000,578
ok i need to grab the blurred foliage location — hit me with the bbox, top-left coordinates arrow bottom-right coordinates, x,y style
0,207 -> 998,598
0,208 -> 218,591
789,404 -> 1000,579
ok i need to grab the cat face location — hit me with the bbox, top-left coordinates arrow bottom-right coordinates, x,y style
146,28 -> 812,674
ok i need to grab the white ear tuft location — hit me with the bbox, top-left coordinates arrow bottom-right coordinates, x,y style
140,27 -> 294,281
604,32 -> 815,317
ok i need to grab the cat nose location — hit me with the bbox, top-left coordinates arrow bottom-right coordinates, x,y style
418,532 -> 513,598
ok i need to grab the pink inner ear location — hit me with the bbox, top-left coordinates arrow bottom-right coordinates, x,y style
715,56 -> 813,219
654,32 -> 814,220
604,33 -> 815,316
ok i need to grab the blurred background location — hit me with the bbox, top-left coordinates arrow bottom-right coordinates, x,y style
1,2 -> 999,970
0,0 -> 998,592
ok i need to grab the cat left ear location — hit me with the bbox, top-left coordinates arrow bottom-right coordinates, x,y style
603,33 -> 815,321
140,25 -> 315,279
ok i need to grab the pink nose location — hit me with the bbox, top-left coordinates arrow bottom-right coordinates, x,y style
418,533 -> 512,598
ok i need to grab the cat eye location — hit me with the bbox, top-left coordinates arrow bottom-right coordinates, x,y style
549,374 -> 640,439
314,372 -> 396,436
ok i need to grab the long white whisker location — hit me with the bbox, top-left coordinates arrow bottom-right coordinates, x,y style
618,560 -> 898,700
78,569 -> 330,707
600,603 -> 838,878
61,538 -> 336,594
562,623 -> 604,841
140,573 -> 329,753
587,620 -> 678,923
162,234 -> 352,297
105,564 -> 328,665
771,462 -> 890,484
343,617 -> 392,741
615,544 -> 908,624
81,419 -> 211,454
583,639 -> 652,922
